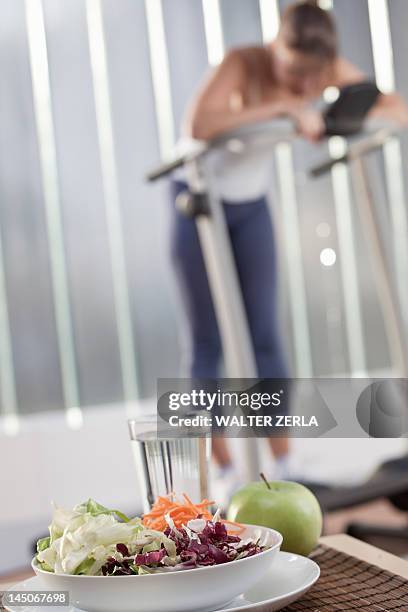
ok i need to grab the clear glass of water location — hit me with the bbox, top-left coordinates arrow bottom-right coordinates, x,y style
128,415 -> 210,513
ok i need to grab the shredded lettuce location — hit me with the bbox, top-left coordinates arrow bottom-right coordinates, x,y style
74,499 -> 130,523
74,557 -> 96,575
36,537 -> 50,553
36,499 -> 140,575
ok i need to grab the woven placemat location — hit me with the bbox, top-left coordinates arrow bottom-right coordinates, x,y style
283,544 -> 408,611
1,545 -> 407,612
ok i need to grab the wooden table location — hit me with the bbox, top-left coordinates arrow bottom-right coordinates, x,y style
320,534 -> 408,580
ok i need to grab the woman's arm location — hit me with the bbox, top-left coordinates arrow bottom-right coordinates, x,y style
184,49 -> 324,141
369,92 -> 408,126
184,50 -> 286,140
332,57 -> 408,126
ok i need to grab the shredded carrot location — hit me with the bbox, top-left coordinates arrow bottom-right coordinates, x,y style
142,493 -> 245,535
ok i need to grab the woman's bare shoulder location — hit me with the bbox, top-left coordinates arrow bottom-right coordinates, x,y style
228,45 -> 270,64
329,57 -> 365,87
225,45 -> 272,81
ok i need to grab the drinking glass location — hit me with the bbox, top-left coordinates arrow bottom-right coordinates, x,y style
128,415 -> 210,513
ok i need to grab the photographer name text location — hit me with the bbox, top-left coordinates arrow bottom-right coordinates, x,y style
168,414 -> 318,428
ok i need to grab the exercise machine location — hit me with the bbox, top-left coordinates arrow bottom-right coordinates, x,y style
147,86 -> 408,535
323,81 -> 380,136
310,121 -> 408,551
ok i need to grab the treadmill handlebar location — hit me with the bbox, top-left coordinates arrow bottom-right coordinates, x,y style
146,119 -> 294,182
310,123 -> 402,177
146,155 -> 188,182
146,119 -> 401,182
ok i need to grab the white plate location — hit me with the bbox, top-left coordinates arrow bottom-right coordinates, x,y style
219,551 -> 320,611
4,552 -> 319,612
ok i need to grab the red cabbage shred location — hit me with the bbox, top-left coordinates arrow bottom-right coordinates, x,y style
101,521 -> 264,575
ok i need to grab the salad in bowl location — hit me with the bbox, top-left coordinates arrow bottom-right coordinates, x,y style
33,496 -> 282,612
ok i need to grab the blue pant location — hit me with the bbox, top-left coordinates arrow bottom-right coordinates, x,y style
170,180 -> 288,380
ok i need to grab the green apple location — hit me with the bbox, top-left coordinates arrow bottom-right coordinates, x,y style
227,478 -> 322,556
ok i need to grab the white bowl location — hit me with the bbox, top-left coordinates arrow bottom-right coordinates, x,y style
32,524 -> 282,612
